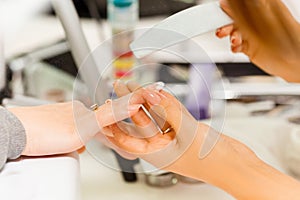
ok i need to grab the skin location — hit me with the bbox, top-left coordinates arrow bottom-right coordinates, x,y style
108,82 -> 300,199
8,100 -> 142,156
105,1 -> 300,198
5,0 -> 300,198
216,0 -> 300,82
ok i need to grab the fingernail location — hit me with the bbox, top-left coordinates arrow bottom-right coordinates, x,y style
146,82 -> 165,91
216,28 -> 221,36
128,104 -> 142,112
113,79 -> 124,87
231,36 -> 236,45
101,128 -> 114,137
143,90 -> 162,105
154,82 -> 165,91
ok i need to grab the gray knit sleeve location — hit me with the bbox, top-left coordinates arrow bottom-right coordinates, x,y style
0,107 -> 26,170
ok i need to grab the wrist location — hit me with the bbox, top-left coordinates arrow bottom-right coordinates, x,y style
164,122 -> 261,191
164,123 -> 219,181
165,123 -> 300,199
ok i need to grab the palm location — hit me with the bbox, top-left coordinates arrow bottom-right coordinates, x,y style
107,123 -> 175,154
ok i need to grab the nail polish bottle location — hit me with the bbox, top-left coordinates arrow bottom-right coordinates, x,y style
108,0 -> 139,80
185,63 -> 215,120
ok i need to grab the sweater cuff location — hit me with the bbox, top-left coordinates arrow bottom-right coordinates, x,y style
0,107 -> 26,169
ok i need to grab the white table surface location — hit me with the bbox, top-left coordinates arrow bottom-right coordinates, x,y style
80,116 -> 297,200
0,114 -> 297,200
0,152 -> 80,200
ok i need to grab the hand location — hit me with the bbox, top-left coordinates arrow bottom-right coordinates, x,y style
8,100 -> 141,156
106,82 -> 300,199
106,81 -> 207,170
216,0 -> 300,82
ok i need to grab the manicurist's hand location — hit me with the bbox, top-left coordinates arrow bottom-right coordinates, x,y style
107,81 -> 300,200
107,81 -> 207,170
217,0 -> 300,82
8,100 -> 141,156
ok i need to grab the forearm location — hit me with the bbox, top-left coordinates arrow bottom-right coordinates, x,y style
211,137 -> 300,199
167,123 -> 300,199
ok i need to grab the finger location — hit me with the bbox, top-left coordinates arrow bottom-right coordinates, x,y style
108,123 -> 174,154
113,81 -> 161,136
231,44 -> 243,53
225,1 -> 272,38
127,82 -> 173,135
113,81 -> 152,127
108,124 -> 148,154
115,121 -> 158,138
95,95 -> 142,128
230,29 -> 242,48
122,81 -> 152,126
113,81 -> 173,136
113,80 -> 131,97
126,87 -> 154,131
142,90 -> 184,132
216,24 -> 234,38
219,0 -> 233,18
126,81 -> 142,92
93,132 -> 137,160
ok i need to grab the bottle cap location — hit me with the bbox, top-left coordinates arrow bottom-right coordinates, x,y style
112,0 -> 133,7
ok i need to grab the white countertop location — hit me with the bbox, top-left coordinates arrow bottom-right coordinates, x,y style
0,152 -> 80,200
1,114 -> 298,200
80,116 -> 298,200
80,149 -> 234,200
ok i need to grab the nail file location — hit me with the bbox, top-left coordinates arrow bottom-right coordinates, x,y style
130,2 -> 233,59
141,105 -> 164,134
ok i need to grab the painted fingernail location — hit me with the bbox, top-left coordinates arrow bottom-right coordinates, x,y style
146,82 -> 165,91
216,28 -> 221,36
143,90 -> 162,105
154,82 -> 165,91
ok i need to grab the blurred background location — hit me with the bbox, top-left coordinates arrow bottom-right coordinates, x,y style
1,0 -> 300,200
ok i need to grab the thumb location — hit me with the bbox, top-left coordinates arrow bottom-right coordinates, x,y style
220,0 -> 233,18
142,89 -> 183,131
143,90 -> 198,144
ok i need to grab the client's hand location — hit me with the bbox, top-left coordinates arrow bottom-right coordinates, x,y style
216,0 -> 300,82
8,100 -> 141,156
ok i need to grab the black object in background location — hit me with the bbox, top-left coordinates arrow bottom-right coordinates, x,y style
217,62 -> 268,77
139,0 -> 196,17
113,151 -> 139,182
43,51 -> 78,77
49,0 -> 196,18
0,66 -> 12,103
